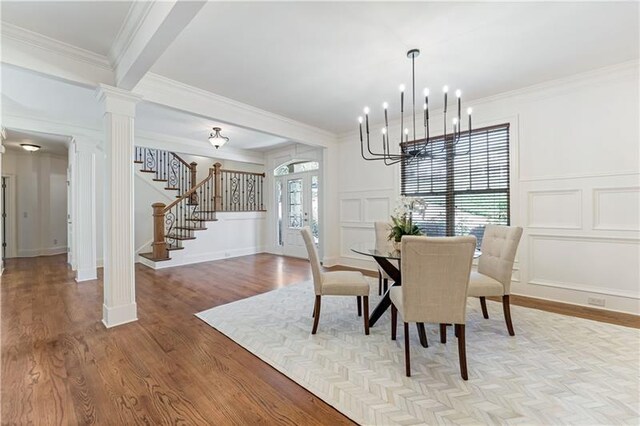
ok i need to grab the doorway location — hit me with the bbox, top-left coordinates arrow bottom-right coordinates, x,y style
1,175 -> 16,261
275,161 -> 320,258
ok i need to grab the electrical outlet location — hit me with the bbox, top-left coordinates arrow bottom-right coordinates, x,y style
54,239 -> 58,245
224,252 -> 230,257
23,212 -> 28,218
587,297 -> 606,307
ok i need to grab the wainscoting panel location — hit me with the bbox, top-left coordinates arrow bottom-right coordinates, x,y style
593,187 -> 640,231
528,234 -> 640,299
363,197 -> 390,223
527,189 -> 582,229
339,199 -> 362,223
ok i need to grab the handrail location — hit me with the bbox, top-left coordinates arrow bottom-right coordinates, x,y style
171,152 -> 195,170
220,169 -> 266,177
163,167 -> 215,213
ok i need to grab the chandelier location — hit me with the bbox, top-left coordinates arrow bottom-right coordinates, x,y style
358,49 -> 473,165
208,127 -> 229,149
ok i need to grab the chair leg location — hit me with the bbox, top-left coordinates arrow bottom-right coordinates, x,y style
439,324 -> 447,344
454,324 -> 459,338
456,324 -> 468,380
480,297 -> 489,319
404,322 -> 411,377
363,296 -> 369,335
357,296 -> 362,317
312,303 -> 316,318
503,295 -> 515,336
311,296 -> 321,334
383,278 -> 389,293
378,271 -> 382,295
391,304 -> 397,340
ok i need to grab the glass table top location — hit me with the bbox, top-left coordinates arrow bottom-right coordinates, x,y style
351,242 -> 481,260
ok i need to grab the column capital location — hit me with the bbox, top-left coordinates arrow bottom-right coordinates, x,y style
73,136 -> 101,153
95,84 -> 143,118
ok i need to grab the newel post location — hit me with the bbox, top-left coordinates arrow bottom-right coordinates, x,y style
189,162 -> 198,204
213,162 -> 223,211
152,203 -> 168,260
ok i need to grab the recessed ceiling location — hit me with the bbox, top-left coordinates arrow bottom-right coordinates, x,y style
1,1 -> 132,56
151,2 -> 639,133
3,128 -> 70,156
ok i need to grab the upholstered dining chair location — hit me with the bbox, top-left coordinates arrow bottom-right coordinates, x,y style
468,225 -> 523,336
390,235 -> 476,379
374,221 -> 396,295
300,227 -> 370,335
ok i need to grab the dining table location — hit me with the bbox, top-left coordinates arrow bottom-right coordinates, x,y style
351,242 -> 481,348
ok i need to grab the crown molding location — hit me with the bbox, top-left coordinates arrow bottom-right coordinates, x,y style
108,2 -> 154,69
1,22 -> 112,70
137,72 -> 337,146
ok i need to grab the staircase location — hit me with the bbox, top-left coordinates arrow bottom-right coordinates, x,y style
133,147 -> 266,263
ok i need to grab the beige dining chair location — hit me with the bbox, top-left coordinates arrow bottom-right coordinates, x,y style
468,225 -> 523,336
374,221 -> 396,295
390,235 -> 476,379
300,227 -> 371,335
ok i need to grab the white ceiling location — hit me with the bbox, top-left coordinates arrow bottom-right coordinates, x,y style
1,65 -> 289,152
150,2 -> 639,133
1,1 -> 132,56
3,128 -> 70,156
1,2 -> 638,136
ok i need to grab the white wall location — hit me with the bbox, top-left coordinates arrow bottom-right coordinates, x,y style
2,149 -> 68,257
335,61 -> 640,315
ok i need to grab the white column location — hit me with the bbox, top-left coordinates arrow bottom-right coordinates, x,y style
96,85 -> 142,328
0,130 -> 4,275
73,137 -> 99,282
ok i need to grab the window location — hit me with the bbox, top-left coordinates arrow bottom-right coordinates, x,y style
401,124 -> 510,247
274,161 -> 319,176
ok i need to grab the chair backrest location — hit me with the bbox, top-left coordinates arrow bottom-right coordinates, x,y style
374,221 -> 391,250
401,236 -> 476,324
300,227 -> 322,294
478,225 -> 523,293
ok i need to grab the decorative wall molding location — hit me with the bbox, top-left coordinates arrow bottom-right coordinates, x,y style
339,199 -> 362,223
593,186 -> 640,232
527,233 -> 640,300
520,170 -> 639,183
527,189 -> 582,229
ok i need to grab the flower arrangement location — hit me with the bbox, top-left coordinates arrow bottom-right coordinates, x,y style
388,196 -> 424,246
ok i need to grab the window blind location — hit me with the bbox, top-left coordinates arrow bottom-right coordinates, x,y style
401,123 -> 510,246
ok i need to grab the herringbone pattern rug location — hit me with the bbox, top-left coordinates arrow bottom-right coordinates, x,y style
196,280 -> 640,425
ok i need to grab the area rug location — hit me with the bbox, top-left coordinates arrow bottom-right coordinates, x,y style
196,280 -> 640,425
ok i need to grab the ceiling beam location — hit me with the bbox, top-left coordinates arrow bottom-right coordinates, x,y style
110,1 -> 206,91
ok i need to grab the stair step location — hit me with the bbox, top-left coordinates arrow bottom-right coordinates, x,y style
186,218 -> 218,222
134,160 -> 143,164
153,178 -> 168,182
166,187 -> 180,191
195,210 -> 216,213
139,252 -> 171,262
167,245 -> 184,251
140,169 -> 156,173
174,226 -> 207,231
165,234 -> 196,241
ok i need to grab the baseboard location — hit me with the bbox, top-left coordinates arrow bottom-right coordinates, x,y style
17,246 -> 68,257
75,268 -> 98,282
102,303 -> 138,328
144,246 -> 267,270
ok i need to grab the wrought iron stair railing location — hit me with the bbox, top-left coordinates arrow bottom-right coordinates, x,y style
141,163 -> 266,262
134,146 -> 197,197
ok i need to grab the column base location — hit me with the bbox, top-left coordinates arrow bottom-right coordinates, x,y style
102,302 -> 138,328
75,268 -> 98,282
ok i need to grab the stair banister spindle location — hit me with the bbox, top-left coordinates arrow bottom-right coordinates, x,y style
213,163 -> 223,211
190,162 -> 198,204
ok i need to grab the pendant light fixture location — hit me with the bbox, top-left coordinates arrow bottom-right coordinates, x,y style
208,127 -> 229,149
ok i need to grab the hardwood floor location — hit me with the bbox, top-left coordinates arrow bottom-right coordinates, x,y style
1,254 -> 354,425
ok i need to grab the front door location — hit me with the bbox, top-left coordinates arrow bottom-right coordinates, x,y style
282,171 -> 319,258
